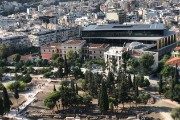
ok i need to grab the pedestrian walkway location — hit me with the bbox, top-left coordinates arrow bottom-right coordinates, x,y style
6,79 -> 51,120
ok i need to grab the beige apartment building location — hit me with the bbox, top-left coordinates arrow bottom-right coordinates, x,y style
40,42 -> 62,56
61,40 -> 86,57
82,43 -> 110,59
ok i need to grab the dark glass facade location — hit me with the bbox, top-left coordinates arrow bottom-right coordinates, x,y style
81,30 -> 164,37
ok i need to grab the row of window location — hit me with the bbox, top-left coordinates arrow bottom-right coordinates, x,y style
82,30 -> 164,37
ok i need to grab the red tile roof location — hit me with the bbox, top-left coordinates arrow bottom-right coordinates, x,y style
166,57 -> 180,66
21,55 -> 32,60
174,46 -> 180,51
41,53 -> 52,59
64,40 -> 86,44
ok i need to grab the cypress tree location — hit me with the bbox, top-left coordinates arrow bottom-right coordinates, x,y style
127,74 -> 133,92
64,55 -> 69,77
0,97 -> 4,116
98,80 -> 109,114
174,64 -> 179,85
14,88 -> 19,105
159,74 -> 163,96
135,78 -> 139,97
133,74 -> 136,90
71,82 -> 75,94
118,73 -> 128,108
75,83 -> 78,95
3,87 -> 11,114
53,84 -> 56,92
170,76 -> 175,100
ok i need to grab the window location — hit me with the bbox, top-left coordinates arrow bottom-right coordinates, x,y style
52,50 -> 54,52
100,51 -> 101,54
94,56 -> 96,59
64,47 -> 66,48
44,50 -> 45,52
64,51 -> 66,53
75,47 -> 76,49
49,49 -> 50,52
94,51 -> 95,53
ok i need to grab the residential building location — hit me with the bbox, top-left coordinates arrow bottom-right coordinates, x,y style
172,46 -> 180,57
28,28 -> 57,47
39,16 -> 57,24
104,42 -> 159,72
104,47 -> 126,72
0,32 -> 32,49
40,42 -> 62,56
61,40 -> 86,57
82,43 -> 110,59
82,23 -> 177,56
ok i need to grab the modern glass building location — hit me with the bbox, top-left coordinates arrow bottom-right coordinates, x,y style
81,24 -> 177,56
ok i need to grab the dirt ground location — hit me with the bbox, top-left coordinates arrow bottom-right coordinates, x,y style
10,94 -> 26,108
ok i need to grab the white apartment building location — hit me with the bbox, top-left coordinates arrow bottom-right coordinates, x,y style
104,47 -> 125,72
104,42 -> 159,72
0,32 -> 31,49
61,40 -> 86,57
28,29 -> 57,47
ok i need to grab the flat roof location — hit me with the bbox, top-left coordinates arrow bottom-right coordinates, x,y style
83,24 -> 166,31
82,37 -> 163,41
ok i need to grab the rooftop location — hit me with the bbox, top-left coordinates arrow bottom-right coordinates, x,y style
83,24 -> 166,31
41,42 -> 61,49
63,40 -> 86,45
174,46 -> 180,51
41,53 -> 52,60
166,57 -> 180,66
84,43 -> 110,49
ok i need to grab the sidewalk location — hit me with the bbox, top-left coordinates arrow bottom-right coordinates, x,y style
6,79 -> 51,120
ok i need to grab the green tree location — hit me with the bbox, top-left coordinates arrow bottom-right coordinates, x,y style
161,64 -> 175,77
72,66 -> 83,79
66,50 -> 75,60
127,74 -> 133,91
117,73 -> 128,108
14,54 -> 21,63
174,64 -> 179,85
22,74 -> 32,83
106,71 -> 115,94
75,83 -> 78,95
44,98 -> 56,111
64,56 -> 69,76
44,72 -> 52,78
14,88 -> 19,105
128,58 -> 139,73
122,52 -> 130,71
139,53 -> 154,75
0,44 -> 12,58
3,87 -> 11,114
159,74 -> 163,96
98,80 -> 109,114
109,102 -> 114,112
173,84 -> 180,101
53,84 -> 56,92
51,53 -> 59,60
171,108 -> 180,120
0,97 -> 4,116
55,66 -> 64,78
